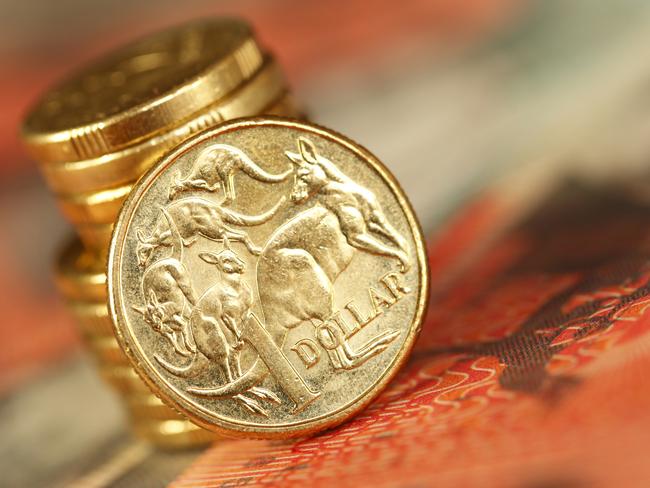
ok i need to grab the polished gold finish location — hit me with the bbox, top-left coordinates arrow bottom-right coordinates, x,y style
63,89 -> 302,251
30,18 -> 313,449
60,185 -> 133,225
86,335 -> 131,365
23,19 -> 263,163
54,59 -> 288,227
265,93 -> 305,119
42,59 -> 287,196
109,117 -> 429,439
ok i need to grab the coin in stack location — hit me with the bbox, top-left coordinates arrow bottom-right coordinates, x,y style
41,72 -> 299,196
55,238 -> 130,368
99,365 -> 152,394
22,18 -> 302,252
108,117 -> 429,439
119,383 -> 216,448
57,238 -> 218,447
126,393 -> 185,420
56,239 -> 152,388
126,398 -> 217,449
53,58 -> 293,242
68,91 -> 304,251
22,18 -> 264,163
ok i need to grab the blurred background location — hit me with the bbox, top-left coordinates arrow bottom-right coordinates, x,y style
2,0 -> 650,486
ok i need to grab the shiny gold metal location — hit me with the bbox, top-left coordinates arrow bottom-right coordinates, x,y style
55,238 -> 106,302
60,185 -> 133,225
41,59 -> 287,196
70,92 -> 304,254
131,418 -> 217,449
108,117 -> 429,439
57,236 -> 216,448
67,299 -> 219,448
22,18 -> 263,163
54,59 -> 288,227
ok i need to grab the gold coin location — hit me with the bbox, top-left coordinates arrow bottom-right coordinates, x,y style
108,117 -> 429,438
68,92 -> 304,253
53,60 -> 292,232
22,18 -> 263,163
131,418 -> 217,449
42,58 -> 287,196
55,238 -> 106,302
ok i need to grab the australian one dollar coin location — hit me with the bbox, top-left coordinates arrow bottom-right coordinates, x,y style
108,117 -> 429,438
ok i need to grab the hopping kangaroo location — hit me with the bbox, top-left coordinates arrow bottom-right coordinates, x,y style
136,195 -> 284,268
186,137 -> 409,402
194,243 -> 251,380
287,137 -> 409,271
169,143 -> 292,202
133,209 -> 197,357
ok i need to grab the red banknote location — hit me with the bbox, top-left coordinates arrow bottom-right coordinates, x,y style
170,178 -> 650,488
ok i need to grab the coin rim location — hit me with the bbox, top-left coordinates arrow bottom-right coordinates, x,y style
108,117 -> 430,439
53,59 -> 287,227
22,18 -> 263,163
40,58 -> 287,195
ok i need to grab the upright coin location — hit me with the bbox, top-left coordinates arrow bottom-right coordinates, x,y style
23,18 -> 263,163
108,118 -> 428,438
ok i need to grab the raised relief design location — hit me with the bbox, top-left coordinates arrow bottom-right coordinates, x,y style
133,139 -> 411,415
133,209 -> 197,357
169,144 -> 292,202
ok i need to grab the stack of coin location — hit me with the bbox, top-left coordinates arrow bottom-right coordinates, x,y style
55,238 -> 217,448
22,18 -> 303,448
22,18 -> 301,254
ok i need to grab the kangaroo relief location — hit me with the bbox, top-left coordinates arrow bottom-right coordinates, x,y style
169,143 -> 292,202
110,119 -> 427,438
133,208 -> 197,357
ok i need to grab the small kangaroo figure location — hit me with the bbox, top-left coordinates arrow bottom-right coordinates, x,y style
176,240 -> 279,415
133,209 -> 197,357
192,242 -> 251,381
135,195 -> 284,268
169,143 -> 292,203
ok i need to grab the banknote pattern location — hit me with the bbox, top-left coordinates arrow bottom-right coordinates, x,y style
170,182 -> 650,487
